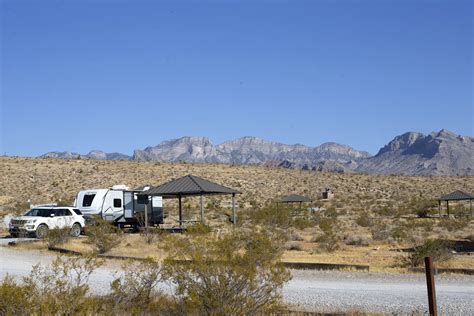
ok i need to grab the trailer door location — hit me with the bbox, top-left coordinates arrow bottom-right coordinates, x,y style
124,191 -> 134,219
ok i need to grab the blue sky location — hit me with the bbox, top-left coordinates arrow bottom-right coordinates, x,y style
1,0 -> 472,156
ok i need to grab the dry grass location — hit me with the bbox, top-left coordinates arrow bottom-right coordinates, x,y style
1,157 -> 473,272
1,156 -> 473,214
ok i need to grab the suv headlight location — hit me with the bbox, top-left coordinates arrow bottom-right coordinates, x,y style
26,219 -> 37,224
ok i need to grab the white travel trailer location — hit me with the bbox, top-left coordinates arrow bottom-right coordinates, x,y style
74,185 -> 163,227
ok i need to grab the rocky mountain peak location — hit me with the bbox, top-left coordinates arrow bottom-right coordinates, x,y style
376,132 -> 425,156
359,129 -> 473,175
39,129 -> 473,176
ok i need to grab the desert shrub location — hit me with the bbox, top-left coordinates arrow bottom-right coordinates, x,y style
163,229 -> 291,315
292,217 -> 315,229
205,198 -> 222,211
186,222 -> 212,235
290,231 -> 304,241
0,275 -> 29,315
403,239 -> 454,267
317,216 -> 337,234
141,227 -> 161,244
20,255 -> 104,314
86,218 -> 122,254
46,227 -> 72,247
248,204 -> 292,229
374,207 -> 394,217
285,241 -> 304,251
438,218 -> 470,232
355,214 -> 372,227
323,207 -> 338,218
408,198 -> 438,218
343,234 -> 372,246
316,231 -> 340,252
109,258 -> 164,310
391,225 -> 409,242
370,223 -> 393,242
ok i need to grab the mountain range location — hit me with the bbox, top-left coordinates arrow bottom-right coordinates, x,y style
40,129 -> 474,176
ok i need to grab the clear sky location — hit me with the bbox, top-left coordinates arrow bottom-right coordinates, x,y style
1,0 -> 472,157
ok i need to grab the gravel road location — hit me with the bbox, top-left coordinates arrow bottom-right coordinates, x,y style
1,239 -> 473,315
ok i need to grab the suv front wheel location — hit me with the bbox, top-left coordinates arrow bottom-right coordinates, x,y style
36,224 -> 49,239
70,223 -> 81,237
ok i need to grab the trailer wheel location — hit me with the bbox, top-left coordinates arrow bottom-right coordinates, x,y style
70,223 -> 81,237
36,224 -> 49,239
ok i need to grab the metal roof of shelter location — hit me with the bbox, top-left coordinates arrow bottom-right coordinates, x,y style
278,194 -> 312,203
439,190 -> 473,201
142,174 -> 240,198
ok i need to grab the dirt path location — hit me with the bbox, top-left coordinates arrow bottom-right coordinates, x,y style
1,240 -> 473,315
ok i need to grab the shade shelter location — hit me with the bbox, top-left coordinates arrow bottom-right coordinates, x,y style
278,194 -> 312,204
438,190 -> 473,217
277,194 -> 312,214
141,174 -> 240,227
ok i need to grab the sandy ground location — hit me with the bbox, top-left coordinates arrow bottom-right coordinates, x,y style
1,238 -> 473,315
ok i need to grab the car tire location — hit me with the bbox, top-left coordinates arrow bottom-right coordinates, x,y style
70,223 -> 81,237
10,232 -> 19,238
36,224 -> 49,239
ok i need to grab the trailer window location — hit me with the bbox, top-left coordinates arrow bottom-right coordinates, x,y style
82,194 -> 96,207
113,199 -> 122,208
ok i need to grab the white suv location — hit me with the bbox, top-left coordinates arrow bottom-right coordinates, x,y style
9,206 -> 86,239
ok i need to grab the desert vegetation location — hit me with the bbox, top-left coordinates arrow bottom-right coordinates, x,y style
0,229 -> 290,315
0,156 -> 473,272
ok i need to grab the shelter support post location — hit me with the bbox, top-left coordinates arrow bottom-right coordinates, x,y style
446,201 -> 449,217
470,199 -> 472,217
232,193 -> 236,225
178,195 -> 182,228
200,194 -> 204,224
145,197 -> 148,231
438,200 -> 441,218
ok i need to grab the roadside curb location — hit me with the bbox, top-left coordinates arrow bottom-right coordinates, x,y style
283,262 -> 370,271
409,267 -> 474,275
46,246 -> 371,271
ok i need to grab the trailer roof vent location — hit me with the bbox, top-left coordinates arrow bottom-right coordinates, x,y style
111,184 -> 130,190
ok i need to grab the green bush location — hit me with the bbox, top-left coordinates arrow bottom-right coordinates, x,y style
247,204 -> 292,229
1,229 -> 293,315
370,223 -> 392,241
163,229 -> 291,315
355,214 -> 372,227
86,218 -> 122,254
46,227 -> 72,248
316,231 -> 340,252
403,239 -> 454,267
109,258 -> 164,310
0,275 -> 29,315
186,222 -> 212,235
438,218 -> 470,232
19,256 -> 103,314
343,234 -> 372,246
317,216 -> 337,234
292,217 -> 315,229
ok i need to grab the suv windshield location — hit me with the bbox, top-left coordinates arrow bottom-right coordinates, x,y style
24,208 -> 55,217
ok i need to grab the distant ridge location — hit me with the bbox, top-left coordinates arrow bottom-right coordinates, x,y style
39,129 -> 474,176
